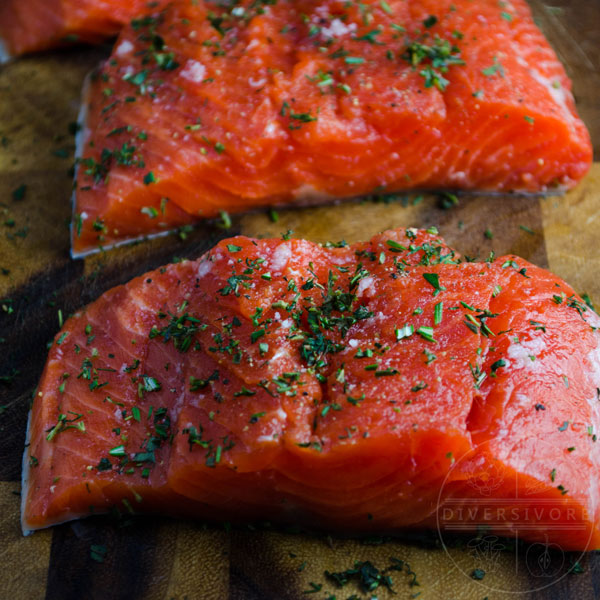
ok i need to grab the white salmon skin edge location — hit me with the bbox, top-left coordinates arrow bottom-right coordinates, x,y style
20,410 -> 33,535
0,37 -> 11,64
70,71 -> 91,260
70,70 -> 180,259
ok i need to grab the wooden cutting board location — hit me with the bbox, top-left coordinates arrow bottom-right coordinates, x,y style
1,1 -> 599,598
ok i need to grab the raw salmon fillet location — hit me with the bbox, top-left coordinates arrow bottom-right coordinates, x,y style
0,0 -> 147,60
71,0 -> 592,256
23,228 -> 600,550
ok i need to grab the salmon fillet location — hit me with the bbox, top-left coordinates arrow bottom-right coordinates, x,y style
23,228 -> 600,550
70,0 -> 592,256
0,0 -> 147,60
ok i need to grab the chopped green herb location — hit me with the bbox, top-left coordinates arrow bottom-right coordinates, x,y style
46,412 -> 86,441
11,184 -> 26,202
141,206 -> 158,218
150,311 -> 201,352
417,326 -> 436,342
217,210 -> 232,229
380,0 -> 393,15
386,239 -> 406,252
97,458 -> 112,471
141,375 -> 161,392
520,224 -> 535,234
90,544 -> 108,563
395,324 -> 414,340
490,358 -> 506,375
423,272 -> 446,295
403,36 -> 465,92
143,171 -> 156,185
482,57 -> 505,77
582,293 -> 595,311
132,406 -> 141,422
434,301 -> 443,325
108,444 -> 126,457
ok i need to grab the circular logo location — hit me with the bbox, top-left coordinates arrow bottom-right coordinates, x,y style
435,439 -> 591,594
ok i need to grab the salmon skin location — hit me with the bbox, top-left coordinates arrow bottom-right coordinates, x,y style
23,227 -> 600,550
0,0 -> 148,61
70,0 -> 592,256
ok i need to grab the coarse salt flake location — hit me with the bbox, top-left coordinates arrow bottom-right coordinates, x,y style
115,40 -> 134,56
321,18 -> 356,39
180,60 -> 207,83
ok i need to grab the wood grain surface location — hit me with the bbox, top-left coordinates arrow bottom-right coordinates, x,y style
1,1 -> 599,598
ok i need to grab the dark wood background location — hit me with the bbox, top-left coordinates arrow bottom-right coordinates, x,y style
1,0 -> 599,598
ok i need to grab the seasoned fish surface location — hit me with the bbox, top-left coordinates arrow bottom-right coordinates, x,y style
23,228 -> 600,551
71,0 -> 592,255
